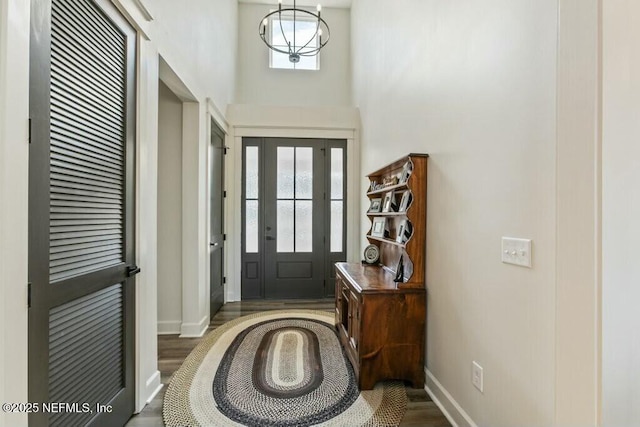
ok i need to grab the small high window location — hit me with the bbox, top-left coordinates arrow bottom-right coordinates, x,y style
269,14 -> 320,70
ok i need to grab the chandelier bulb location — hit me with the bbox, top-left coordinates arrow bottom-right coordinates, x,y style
317,4 -> 322,12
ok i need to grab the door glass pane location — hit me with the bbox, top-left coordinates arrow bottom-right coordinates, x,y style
330,201 -> 343,252
295,147 -> 313,199
295,200 -> 313,252
246,147 -> 259,199
277,147 -> 294,199
277,200 -> 294,252
245,200 -> 259,253
330,148 -> 343,199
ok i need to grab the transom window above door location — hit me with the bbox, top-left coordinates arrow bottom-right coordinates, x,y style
268,14 -> 320,70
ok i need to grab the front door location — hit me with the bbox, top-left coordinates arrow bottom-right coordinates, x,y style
209,120 -> 225,316
241,138 -> 347,299
28,0 -> 137,425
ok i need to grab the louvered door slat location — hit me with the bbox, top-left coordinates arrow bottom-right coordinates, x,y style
50,178 -> 121,195
49,316 -> 122,369
51,171 -> 122,192
50,304 -> 121,357
50,206 -> 122,216
52,110 -> 124,148
57,0 -> 125,50
50,317 -> 122,374
50,35 -> 125,101
50,150 -> 123,177
50,228 -> 121,242
51,92 -> 124,138
51,161 -> 122,186
50,218 -> 121,226
48,284 -> 124,427
51,12 -> 124,75
50,247 -> 122,267
50,242 -> 121,259
50,41 -> 124,108
55,0 -> 125,59
52,344 -> 123,406
51,62 -> 124,116
52,117 -> 123,151
50,185 -> 121,200
49,238 -> 121,254
50,223 -> 122,234
50,136 -> 123,166
50,213 -> 121,222
51,191 -> 123,205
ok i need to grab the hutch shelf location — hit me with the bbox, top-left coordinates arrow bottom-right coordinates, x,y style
335,153 -> 428,390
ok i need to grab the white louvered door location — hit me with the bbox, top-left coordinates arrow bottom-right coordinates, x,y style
28,0 -> 137,425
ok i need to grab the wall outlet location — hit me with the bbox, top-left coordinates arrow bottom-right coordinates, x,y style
472,361 -> 484,393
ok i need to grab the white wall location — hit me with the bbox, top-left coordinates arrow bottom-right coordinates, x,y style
0,0 -> 30,425
602,1 -> 640,425
352,1 -> 559,426
146,0 -> 238,112
236,3 -> 351,107
352,1 -> 603,426
157,81 -> 184,334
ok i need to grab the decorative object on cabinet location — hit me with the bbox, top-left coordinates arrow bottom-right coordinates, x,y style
368,198 -> 382,213
394,255 -> 404,282
399,161 -> 412,184
362,244 -> 380,264
334,153 -> 428,391
382,175 -> 399,187
381,191 -> 396,212
396,219 -> 412,244
398,190 -> 412,212
370,217 -> 386,238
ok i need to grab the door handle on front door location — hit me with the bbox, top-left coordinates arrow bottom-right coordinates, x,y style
265,235 -> 275,241
210,242 -> 219,247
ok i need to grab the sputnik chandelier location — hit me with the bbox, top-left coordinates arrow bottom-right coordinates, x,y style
259,0 -> 330,63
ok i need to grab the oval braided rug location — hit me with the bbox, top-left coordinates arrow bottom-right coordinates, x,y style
163,310 -> 408,426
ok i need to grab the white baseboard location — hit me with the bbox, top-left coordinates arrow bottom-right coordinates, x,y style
145,370 -> 163,403
179,314 -> 209,337
157,320 -> 181,335
424,367 -> 478,427
136,370 -> 163,413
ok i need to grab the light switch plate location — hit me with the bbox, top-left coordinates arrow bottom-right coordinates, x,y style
501,237 -> 532,268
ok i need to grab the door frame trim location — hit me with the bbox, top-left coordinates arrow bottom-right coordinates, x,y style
228,125 -> 360,302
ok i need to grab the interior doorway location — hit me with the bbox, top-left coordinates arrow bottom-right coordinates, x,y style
156,80 -> 183,334
209,119 -> 225,316
241,137 -> 347,299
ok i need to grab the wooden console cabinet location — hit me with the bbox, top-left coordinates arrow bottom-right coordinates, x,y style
334,154 -> 428,390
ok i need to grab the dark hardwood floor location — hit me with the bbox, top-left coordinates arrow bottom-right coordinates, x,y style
126,300 -> 451,427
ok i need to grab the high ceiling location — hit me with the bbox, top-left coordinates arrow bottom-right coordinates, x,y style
238,0 -> 352,9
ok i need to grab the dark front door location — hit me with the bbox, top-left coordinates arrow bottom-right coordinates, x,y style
241,138 -> 347,299
28,0 -> 137,425
209,120 -> 225,316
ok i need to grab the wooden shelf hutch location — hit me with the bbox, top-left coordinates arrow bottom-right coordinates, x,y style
335,153 -> 428,390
